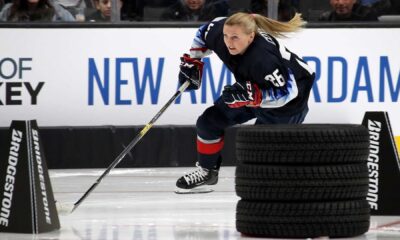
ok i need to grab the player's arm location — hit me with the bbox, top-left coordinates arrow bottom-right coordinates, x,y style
189,23 -> 214,59
222,61 -> 298,108
179,18 -> 224,90
255,62 -> 299,108
221,60 -> 267,108
178,24 -> 209,90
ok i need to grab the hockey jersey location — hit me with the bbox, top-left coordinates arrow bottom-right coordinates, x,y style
191,17 -> 315,115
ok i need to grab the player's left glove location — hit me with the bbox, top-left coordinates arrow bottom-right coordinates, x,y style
222,81 -> 262,108
179,54 -> 204,90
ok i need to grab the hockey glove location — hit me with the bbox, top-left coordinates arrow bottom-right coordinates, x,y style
222,81 -> 262,108
179,54 -> 204,90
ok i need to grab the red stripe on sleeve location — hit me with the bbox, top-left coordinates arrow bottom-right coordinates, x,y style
190,47 -> 209,52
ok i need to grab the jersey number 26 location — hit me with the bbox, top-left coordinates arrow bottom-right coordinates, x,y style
264,69 -> 285,87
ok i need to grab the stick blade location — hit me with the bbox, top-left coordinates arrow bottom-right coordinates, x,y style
55,201 -> 74,215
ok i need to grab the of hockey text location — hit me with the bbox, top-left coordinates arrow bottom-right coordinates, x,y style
0,58 -> 44,105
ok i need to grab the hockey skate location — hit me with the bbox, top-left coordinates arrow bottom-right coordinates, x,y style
175,162 -> 219,194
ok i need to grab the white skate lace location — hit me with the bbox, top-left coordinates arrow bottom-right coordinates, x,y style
183,163 -> 209,185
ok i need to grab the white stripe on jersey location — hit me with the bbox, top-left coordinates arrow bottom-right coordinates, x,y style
190,23 -> 215,58
278,42 -> 314,75
278,42 -> 291,61
204,17 -> 227,39
296,58 -> 314,75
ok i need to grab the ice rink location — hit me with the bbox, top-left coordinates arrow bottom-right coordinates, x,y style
1,167 -> 400,240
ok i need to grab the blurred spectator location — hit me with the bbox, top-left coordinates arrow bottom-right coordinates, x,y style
319,0 -> 378,21
160,0 -> 223,21
359,0 -> 379,6
0,0 -> 75,21
251,0 -> 298,21
145,0 -> 176,7
55,0 -> 86,21
121,0 -> 144,21
86,0 -> 120,22
85,0 -> 141,22
209,0 -> 228,16
389,0 -> 400,14
359,0 -> 391,16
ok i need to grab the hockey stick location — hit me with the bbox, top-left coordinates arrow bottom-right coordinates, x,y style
68,81 -> 191,214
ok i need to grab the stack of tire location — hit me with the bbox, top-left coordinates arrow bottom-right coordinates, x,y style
235,124 -> 371,238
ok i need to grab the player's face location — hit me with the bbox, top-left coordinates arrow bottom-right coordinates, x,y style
330,0 -> 356,16
223,25 -> 255,55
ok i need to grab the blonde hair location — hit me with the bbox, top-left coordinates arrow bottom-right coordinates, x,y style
224,12 -> 306,38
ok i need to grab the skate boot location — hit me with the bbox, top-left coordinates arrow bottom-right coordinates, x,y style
175,162 -> 219,194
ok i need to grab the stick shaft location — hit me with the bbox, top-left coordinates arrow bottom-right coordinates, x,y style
71,81 -> 190,213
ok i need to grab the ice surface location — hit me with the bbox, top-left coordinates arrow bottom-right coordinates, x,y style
0,167 -> 399,240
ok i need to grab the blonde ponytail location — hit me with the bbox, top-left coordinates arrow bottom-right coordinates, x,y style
225,12 -> 306,38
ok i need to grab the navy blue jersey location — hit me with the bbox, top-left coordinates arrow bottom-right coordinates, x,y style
192,17 -> 315,115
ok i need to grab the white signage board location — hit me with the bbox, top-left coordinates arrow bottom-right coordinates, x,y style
0,28 -> 399,135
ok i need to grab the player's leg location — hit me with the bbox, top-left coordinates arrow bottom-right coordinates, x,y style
176,98 -> 255,192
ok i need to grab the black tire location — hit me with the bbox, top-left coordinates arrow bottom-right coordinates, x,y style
236,199 -> 370,238
236,124 -> 369,164
235,163 -> 369,201
235,163 -> 369,180
236,179 -> 368,201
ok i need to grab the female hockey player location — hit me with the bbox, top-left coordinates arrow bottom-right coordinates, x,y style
175,12 -> 315,193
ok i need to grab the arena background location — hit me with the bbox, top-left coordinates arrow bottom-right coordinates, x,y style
0,26 -> 399,168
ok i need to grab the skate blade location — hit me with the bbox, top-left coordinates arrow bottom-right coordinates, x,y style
174,187 -> 214,194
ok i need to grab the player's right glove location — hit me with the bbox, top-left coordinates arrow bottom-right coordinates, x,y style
222,81 -> 262,108
179,54 -> 204,90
